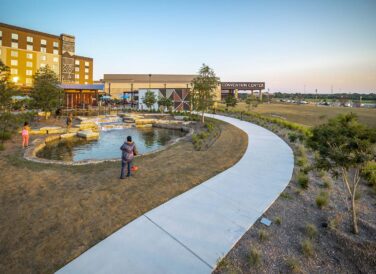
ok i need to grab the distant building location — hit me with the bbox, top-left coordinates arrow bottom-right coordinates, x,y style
103,74 -> 221,111
0,22 -> 103,108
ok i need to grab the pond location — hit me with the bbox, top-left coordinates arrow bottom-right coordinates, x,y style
37,127 -> 187,162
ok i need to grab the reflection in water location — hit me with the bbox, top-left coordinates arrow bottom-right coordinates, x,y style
37,127 -> 186,162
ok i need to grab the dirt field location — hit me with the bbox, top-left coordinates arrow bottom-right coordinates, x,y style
0,119 -> 248,274
213,113 -> 376,274
219,102 -> 376,128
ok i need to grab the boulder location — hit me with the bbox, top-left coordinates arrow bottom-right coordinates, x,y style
77,130 -> 99,140
60,133 -> 77,139
45,135 -> 60,143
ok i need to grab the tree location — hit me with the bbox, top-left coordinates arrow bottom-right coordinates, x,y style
157,96 -> 173,112
245,94 -> 258,111
225,95 -> 237,109
0,60 -> 17,111
30,66 -> 63,119
142,90 -> 156,111
307,113 -> 376,234
191,64 -> 219,123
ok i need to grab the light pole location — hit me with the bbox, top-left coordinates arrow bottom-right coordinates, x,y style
148,74 -> 151,90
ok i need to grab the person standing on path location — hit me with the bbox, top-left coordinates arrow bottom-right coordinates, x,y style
66,113 -> 73,132
120,136 -> 137,179
21,121 -> 30,148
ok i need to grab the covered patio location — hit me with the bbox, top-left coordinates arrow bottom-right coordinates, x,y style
61,84 -> 105,108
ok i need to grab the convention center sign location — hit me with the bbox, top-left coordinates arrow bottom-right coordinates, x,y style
221,82 -> 265,90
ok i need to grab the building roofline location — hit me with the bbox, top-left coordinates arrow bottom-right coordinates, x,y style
74,55 -> 93,61
0,22 -> 62,39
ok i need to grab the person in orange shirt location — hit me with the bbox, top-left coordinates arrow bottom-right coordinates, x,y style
21,121 -> 30,148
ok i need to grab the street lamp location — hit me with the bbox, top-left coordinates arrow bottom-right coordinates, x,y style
148,74 -> 151,90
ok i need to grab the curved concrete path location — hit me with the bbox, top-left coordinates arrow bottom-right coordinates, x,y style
56,114 -> 294,274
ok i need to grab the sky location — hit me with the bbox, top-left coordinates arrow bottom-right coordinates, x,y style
1,0 -> 375,93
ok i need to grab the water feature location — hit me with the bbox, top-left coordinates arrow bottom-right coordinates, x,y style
37,127 -> 186,162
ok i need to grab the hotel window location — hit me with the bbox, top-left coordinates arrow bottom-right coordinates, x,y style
26,70 -> 33,76
40,47 -> 47,53
0,40 -> 2,46
41,39 -> 47,45
11,60 -> 18,66
85,61 -> 89,67
52,64 -> 58,70
27,36 -> 33,43
84,81 -> 88,84
85,68 -> 89,73
0,30 -> 2,37
75,74 -> 79,79
11,42 -> 18,48
40,64 -> 46,68
75,60 -> 80,65
53,49 -> 59,55
26,44 -> 33,51
53,57 -> 59,63
85,75 -> 89,80
26,78 -> 32,85
11,33 -> 18,40
26,61 -> 33,67
53,41 -> 59,47
26,53 -> 33,59
11,51 -> 18,57
75,67 -> 79,72
11,68 -> 18,75
41,55 -> 46,61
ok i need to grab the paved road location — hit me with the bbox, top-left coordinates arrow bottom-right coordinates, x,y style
56,114 -> 294,274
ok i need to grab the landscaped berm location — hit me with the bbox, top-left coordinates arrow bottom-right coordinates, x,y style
0,113 -> 248,273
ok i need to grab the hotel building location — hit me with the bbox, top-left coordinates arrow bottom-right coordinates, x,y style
0,22 -> 103,108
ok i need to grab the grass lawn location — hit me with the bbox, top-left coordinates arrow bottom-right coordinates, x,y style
219,102 -> 376,128
0,118 -> 247,273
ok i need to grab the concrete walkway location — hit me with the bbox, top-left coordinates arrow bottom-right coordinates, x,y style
56,114 -> 294,274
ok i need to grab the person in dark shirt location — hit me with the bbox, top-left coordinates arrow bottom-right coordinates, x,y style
120,136 -> 137,179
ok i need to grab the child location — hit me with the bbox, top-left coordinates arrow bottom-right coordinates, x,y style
22,122 -> 30,148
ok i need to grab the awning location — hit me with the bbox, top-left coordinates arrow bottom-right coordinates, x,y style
60,84 -> 105,90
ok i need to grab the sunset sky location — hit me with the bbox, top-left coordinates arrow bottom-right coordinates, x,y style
1,0 -> 375,93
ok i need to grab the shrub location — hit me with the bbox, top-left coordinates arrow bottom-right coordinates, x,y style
322,176 -> 331,189
362,160 -> 376,186
297,173 -> 309,189
297,157 -> 308,167
301,239 -> 314,257
305,224 -> 318,239
275,216 -> 282,225
286,257 -> 301,273
248,248 -> 261,267
205,122 -> 215,132
0,131 -> 12,141
288,132 -> 298,142
280,192 -> 293,200
258,229 -> 269,241
316,191 -> 329,209
296,144 -> 307,157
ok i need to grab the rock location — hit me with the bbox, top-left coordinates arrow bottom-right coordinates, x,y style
45,135 -> 60,143
77,130 -> 99,140
136,124 -> 153,128
60,133 -> 76,139
135,119 -> 157,125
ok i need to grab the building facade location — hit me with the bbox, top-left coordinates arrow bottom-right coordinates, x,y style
0,22 -> 101,108
103,74 -> 222,111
